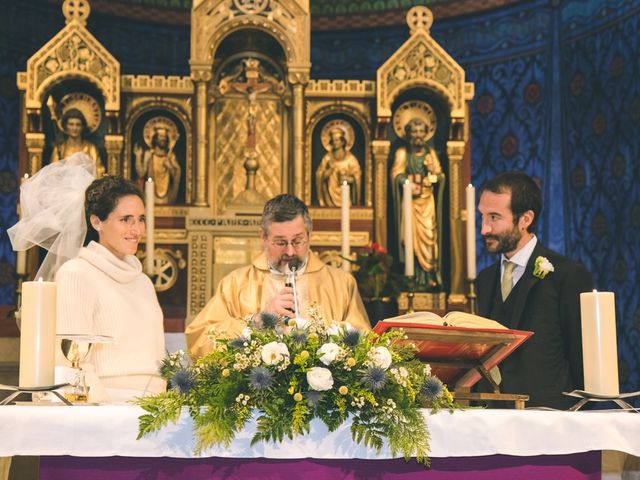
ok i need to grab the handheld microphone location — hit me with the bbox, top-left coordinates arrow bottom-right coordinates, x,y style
285,258 -> 301,319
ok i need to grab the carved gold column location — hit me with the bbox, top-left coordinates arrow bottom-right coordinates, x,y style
371,139 -> 390,247
25,133 -> 45,175
447,140 -> 466,304
289,70 -> 308,199
191,67 -> 211,206
104,134 -> 123,175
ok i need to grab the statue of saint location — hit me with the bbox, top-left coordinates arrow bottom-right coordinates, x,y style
391,112 -> 444,291
315,122 -> 362,207
134,119 -> 181,205
51,108 -> 104,176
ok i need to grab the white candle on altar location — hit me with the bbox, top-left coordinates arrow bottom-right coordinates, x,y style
16,173 -> 29,276
466,184 -> 476,280
19,278 -> 56,387
145,178 -> 155,276
403,179 -> 414,277
580,290 -> 619,396
341,181 -> 350,272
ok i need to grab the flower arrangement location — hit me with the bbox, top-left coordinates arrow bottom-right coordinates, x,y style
533,256 -> 554,279
350,242 -> 405,300
137,305 -> 457,465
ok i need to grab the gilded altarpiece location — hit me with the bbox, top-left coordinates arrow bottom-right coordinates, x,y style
15,1 -> 475,332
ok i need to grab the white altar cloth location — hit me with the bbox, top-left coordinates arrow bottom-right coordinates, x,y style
1,406 -> 638,459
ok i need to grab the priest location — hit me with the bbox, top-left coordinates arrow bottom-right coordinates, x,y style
186,194 -> 370,358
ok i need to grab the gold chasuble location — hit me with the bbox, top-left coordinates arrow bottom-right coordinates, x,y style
186,252 -> 371,358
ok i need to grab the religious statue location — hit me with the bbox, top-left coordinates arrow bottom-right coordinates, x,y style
315,121 -> 362,207
391,101 -> 444,291
134,117 -> 182,204
50,108 -> 104,176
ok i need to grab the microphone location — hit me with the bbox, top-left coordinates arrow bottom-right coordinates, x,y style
285,258 -> 300,319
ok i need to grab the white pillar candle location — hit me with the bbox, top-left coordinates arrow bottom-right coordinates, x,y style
145,178 -> 155,276
466,184 -> 476,280
19,279 -> 56,387
341,181 -> 350,272
580,290 -> 619,396
403,179 -> 414,277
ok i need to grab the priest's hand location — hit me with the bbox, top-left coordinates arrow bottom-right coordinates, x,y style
265,287 -> 296,318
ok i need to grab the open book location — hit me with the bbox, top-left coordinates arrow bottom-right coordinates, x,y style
383,311 -> 507,330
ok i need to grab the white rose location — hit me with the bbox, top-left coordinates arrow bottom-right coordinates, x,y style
317,342 -> 343,366
369,346 -> 392,370
261,341 -> 290,365
306,367 -> 334,391
326,321 -> 341,336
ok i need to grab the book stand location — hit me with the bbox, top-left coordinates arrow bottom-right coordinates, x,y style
373,321 -> 534,409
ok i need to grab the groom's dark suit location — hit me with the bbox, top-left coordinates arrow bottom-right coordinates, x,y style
477,242 -> 593,409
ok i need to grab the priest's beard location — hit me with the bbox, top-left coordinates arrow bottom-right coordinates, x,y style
271,253 -> 306,273
482,222 -> 521,255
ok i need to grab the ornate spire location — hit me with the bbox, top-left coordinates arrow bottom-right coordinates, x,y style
406,6 -> 433,35
63,0 -> 91,26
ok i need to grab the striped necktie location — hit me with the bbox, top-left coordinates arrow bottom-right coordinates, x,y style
501,260 -> 516,300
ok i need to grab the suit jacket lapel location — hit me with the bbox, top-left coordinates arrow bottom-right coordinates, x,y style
478,261 -> 500,317
509,243 -> 544,330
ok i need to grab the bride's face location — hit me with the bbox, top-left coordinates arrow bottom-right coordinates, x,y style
91,195 -> 146,259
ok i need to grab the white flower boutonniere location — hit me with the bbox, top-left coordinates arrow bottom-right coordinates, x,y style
533,256 -> 554,279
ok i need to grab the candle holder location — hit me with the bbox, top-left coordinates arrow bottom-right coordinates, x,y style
467,278 -> 477,315
0,383 -> 72,406
563,390 -> 640,412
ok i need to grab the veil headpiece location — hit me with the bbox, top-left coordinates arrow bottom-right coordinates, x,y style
8,153 -> 96,281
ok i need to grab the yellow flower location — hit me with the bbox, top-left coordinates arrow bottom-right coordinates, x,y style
288,386 -> 295,395
346,357 -> 356,367
293,392 -> 303,402
288,319 -> 297,327
222,368 -> 230,377
300,350 -> 309,361
339,386 -> 348,395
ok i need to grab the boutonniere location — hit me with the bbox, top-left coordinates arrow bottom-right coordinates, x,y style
533,256 -> 554,279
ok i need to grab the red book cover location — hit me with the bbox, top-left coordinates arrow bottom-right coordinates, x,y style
373,321 -> 533,389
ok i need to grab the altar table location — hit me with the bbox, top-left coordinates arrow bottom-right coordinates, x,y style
1,406 -> 638,479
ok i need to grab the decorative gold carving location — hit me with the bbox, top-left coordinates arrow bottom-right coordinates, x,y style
150,248 -> 187,292
187,233 -> 213,322
397,291 -> 446,311
306,80 -> 375,98
103,134 -> 123,175
51,92 -> 101,132
406,6 -> 433,35
63,0 -> 91,26
214,97 -> 282,213
376,7 -> 466,119
189,216 -> 262,232
371,140 -> 390,247
25,133 -> 46,176
24,15 -> 120,112
155,229 -> 188,241
448,140 -> 466,299
309,208 -> 373,221
310,232 -> 370,247
121,75 -> 193,94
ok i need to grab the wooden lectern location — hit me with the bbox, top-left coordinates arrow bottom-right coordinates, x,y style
373,321 -> 534,409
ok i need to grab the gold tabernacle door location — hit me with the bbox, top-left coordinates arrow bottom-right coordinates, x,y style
373,318 -> 534,409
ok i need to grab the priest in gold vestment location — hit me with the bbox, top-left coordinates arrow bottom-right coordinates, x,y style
186,194 -> 370,358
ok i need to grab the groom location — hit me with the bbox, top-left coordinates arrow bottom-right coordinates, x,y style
476,172 -> 593,409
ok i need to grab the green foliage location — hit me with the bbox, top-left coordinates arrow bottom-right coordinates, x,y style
349,243 -> 407,300
137,305 -> 460,465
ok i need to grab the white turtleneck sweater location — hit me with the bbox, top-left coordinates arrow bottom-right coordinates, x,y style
55,241 -> 166,401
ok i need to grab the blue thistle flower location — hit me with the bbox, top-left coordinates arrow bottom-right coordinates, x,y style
306,390 -> 322,407
248,366 -> 274,390
342,329 -> 361,347
290,329 -> 307,344
361,366 -> 387,391
229,337 -> 246,349
420,376 -> 443,401
252,311 -> 279,330
171,369 -> 195,394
